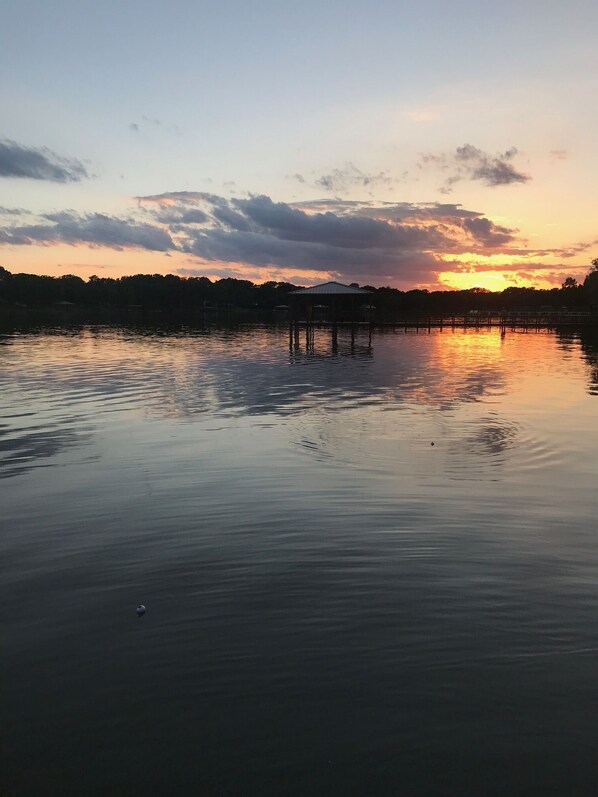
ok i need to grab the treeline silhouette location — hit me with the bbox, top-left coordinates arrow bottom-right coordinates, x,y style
0,265 -> 595,317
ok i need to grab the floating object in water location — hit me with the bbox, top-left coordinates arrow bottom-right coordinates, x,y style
430,442 -> 435,446
136,604 -> 146,616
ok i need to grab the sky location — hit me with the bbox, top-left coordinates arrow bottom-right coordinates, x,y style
1,0 -> 597,291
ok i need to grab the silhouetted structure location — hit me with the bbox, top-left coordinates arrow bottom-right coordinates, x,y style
288,281 -> 373,350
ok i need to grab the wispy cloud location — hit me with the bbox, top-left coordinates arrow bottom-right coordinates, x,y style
128,115 -> 181,136
0,139 -> 89,182
290,163 -> 393,195
0,206 -> 27,216
557,237 -> 598,258
0,211 -> 173,251
315,162 -> 392,193
420,144 -> 530,192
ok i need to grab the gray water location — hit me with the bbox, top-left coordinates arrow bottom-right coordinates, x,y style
2,324 -> 598,796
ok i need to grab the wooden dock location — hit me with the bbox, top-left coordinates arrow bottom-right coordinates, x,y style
292,311 -> 594,333
289,311 -> 595,350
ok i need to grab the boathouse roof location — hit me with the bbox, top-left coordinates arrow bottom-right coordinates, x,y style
288,281 -> 372,296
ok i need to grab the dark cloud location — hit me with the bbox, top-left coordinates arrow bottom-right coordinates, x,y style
153,207 -> 208,225
0,139 -> 89,182
229,195 -> 451,251
290,200 -> 491,225
463,217 -> 515,247
212,205 -> 253,231
168,193 -> 517,283
183,226 -> 440,282
455,144 -> 528,186
136,191 -> 218,226
1,192 -> 521,285
0,211 -> 174,251
420,144 -> 530,191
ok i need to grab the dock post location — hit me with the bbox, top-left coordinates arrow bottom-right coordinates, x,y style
332,298 -> 338,350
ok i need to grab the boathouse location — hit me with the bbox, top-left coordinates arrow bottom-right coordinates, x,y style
287,281 -> 373,347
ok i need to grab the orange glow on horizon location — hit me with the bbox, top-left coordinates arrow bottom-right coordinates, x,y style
1,245 -> 335,286
0,242 -> 586,292
436,269 -> 583,291
438,270 -> 536,291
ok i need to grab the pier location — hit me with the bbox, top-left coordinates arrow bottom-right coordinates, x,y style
364,311 -> 594,331
287,282 -> 595,351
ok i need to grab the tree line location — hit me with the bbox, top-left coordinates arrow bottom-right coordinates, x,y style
1,263 -> 597,316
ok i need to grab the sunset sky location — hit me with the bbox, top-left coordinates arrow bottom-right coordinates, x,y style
1,0 -> 597,290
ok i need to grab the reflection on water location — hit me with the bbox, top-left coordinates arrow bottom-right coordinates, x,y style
576,327 -> 598,395
2,324 -> 598,796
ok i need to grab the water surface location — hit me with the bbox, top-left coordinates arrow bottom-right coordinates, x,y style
2,324 -> 598,796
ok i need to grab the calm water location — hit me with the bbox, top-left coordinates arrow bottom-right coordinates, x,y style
2,324 -> 598,796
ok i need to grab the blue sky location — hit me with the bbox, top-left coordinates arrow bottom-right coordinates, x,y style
1,0 -> 597,289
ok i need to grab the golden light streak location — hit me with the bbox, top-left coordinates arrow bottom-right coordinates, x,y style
438,270 -> 535,291
439,252 -> 537,266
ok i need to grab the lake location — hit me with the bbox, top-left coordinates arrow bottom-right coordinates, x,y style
2,323 -> 598,796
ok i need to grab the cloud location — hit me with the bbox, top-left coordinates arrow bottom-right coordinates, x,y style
289,163 -> 393,195
135,191 -> 212,225
2,192 -> 522,286
420,144 -> 530,191
128,116 -> 180,136
140,192 -> 517,284
0,211 -> 174,251
153,208 -> 208,225
443,260 -> 588,286
0,139 -> 89,182
135,191 -> 209,205
315,163 -> 392,193
555,237 -> 598,258
0,206 -> 26,216
463,217 -> 515,247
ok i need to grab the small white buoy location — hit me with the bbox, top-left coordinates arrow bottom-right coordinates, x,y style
136,604 -> 146,616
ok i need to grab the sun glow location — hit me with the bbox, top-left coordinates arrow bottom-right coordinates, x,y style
438,270 -> 535,291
